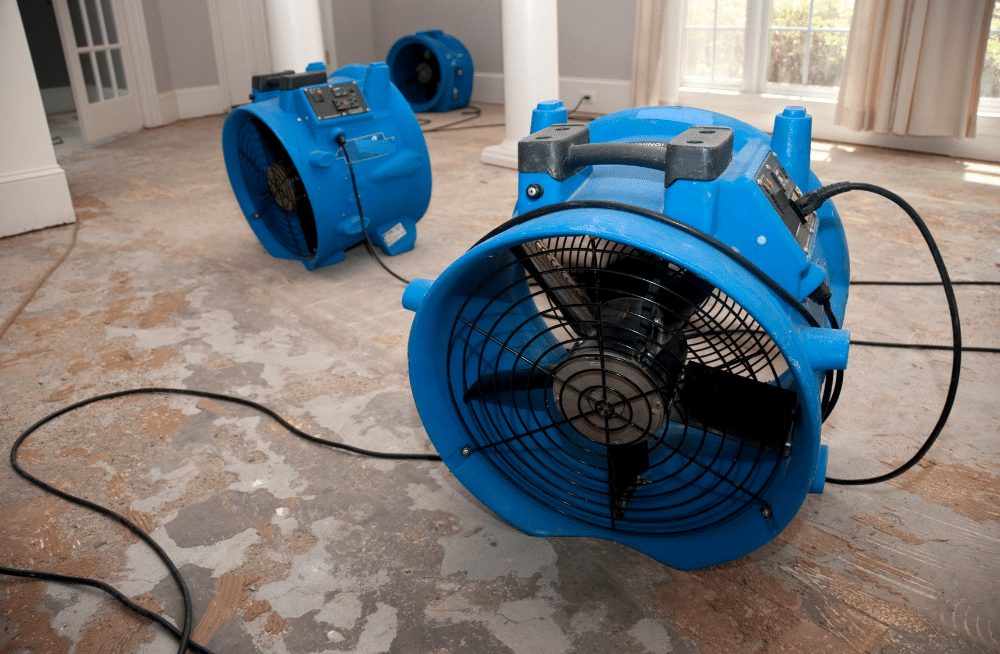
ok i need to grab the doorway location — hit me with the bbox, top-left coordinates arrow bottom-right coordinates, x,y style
17,0 -> 82,156
18,0 -> 144,147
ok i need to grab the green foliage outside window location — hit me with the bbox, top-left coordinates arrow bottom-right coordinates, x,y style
982,8 -> 1000,98
768,0 -> 852,87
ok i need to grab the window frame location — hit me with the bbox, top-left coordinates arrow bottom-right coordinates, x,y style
981,18 -> 1000,114
681,0 -> 852,99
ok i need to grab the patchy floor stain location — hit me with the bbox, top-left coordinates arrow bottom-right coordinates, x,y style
191,572 -> 252,645
243,598 -> 271,622
73,595 -> 159,654
851,513 -> 925,545
137,290 -> 192,329
886,460 -> 1000,525
265,610 -> 287,635
99,345 -> 178,372
139,404 -> 186,440
0,581 -> 72,654
71,194 -> 113,221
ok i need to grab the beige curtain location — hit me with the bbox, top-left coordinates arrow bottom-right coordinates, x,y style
630,0 -> 686,107
836,0 -> 995,138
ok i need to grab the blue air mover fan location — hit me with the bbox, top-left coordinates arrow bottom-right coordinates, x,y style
387,31 -> 473,112
222,63 -> 431,270
403,104 -> 851,570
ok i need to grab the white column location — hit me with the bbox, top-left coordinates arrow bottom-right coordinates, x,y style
264,0 -> 325,73
0,1 -> 75,238
481,0 -> 560,169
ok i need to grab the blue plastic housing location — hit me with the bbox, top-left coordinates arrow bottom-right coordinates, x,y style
222,63 -> 431,270
404,105 -> 851,570
387,30 -> 474,112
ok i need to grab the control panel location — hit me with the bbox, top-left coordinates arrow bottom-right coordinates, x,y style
305,82 -> 370,120
755,152 -> 815,252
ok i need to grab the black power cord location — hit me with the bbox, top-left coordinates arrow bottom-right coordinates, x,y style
419,104 -> 504,132
566,95 -> 596,123
795,182 -> 964,486
335,134 -> 411,285
2,388 -> 440,654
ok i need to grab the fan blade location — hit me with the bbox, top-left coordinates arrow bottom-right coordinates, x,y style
608,440 -> 650,518
513,240 -> 714,341
669,361 -> 797,454
463,365 -> 555,403
512,242 -> 599,338
600,255 -> 714,329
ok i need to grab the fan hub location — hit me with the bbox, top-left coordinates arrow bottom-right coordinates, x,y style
267,162 -> 300,211
552,347 -> 665,446
415,61 -> 434,85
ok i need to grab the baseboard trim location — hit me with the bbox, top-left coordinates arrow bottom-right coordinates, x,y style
0,165 -> 75,238
175,84 -> 229,119
471,72 -> 504,104
158,85 -> 228,125
158,91 -> 180,125
471,72 -> 633,116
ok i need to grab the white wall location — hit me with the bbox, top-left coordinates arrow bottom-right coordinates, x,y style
331,0 -> 377,67
0,1 -> 75,237
370,0 -> 503,72
328,0 -> 637,115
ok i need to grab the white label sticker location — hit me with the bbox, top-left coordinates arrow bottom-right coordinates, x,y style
381,223 -> 407,247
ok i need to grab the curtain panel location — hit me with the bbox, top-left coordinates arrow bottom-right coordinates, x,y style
836,0 -> 995,138
630,0 -> 686,107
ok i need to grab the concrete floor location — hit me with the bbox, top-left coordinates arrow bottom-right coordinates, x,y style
1,103 -> 998,654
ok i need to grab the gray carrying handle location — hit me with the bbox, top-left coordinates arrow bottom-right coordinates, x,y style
518,123 -> 734,187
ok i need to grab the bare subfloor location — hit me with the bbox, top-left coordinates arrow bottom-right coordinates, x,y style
1,104 -> 998,654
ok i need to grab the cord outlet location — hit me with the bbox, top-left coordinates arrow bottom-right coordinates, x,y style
581,90 -> 595,103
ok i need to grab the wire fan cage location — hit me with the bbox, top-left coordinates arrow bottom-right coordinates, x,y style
393,44 -> 440,105
447,235 -> 800,535
236,118 -> 317,257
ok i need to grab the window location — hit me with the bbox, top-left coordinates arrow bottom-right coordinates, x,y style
768,0 -> 852,88
982,6 -> 1000,110
683,0 -> 854,95
683,1 -> 747,87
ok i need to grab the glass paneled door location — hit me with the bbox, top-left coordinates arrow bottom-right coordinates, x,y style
54,0 -> 143,143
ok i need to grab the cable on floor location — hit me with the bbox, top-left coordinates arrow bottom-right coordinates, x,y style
795,182 -> 964,486
0,220 -> 79,342
419,104 -> 504,132
3,387 -> 441,654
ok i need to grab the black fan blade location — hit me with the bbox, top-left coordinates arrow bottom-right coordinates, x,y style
463,365 -> 554,403
512,242 -> 599,338
513,239 -> 714,341
599,255 -> 714,329
608,439 -> 650,518
669,361 -> 797,454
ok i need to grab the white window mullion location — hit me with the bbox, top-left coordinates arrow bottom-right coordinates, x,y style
93,0 -> 119,97
743,0 -> 772,94
801,0 -> 815,85
711,0 -> 719,82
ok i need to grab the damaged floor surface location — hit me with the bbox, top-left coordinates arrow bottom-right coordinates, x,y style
1,104 -> 998,654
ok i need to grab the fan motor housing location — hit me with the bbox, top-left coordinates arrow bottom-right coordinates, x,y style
222,63 -> 431,270
404,104 -> 851,570
387,30 -> 474,112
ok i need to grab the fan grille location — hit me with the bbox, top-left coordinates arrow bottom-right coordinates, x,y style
447,235 -> 797,535
235,117 -> 317,257
393,44 -> 441,105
